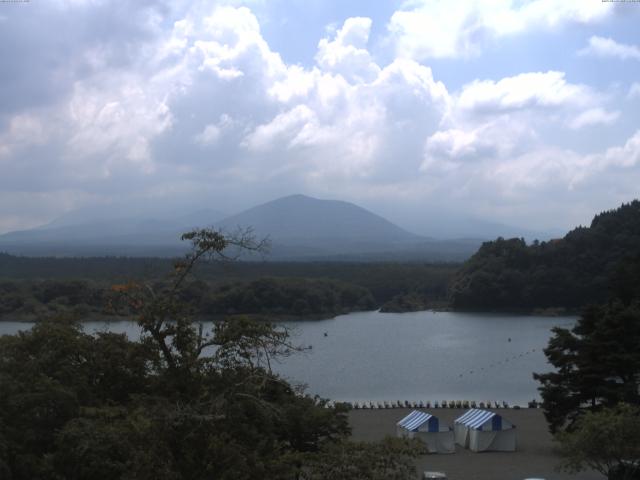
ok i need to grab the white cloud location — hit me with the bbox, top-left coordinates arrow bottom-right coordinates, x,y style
243,105 -> 319,152
65,77 -> 172,177
315,17 -> 380,83
579,36 -> 640,61
457,71 -> 596,113
489,147 -> 582,196
235,18 -> 450,181
568,108 -> 620,130
194,124 -> 221,146
196,6 -> 287,81
599,130 -> 640,169
388,0 -> 612,59
422,118 -> 532,172
496,129 -> 640,192
628,83 -> 640,99
424,70 -> 606,168
0,2 -> 635,235
269,65 -> 317,103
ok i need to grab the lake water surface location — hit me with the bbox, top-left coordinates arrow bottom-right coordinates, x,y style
0,310 -> 575,405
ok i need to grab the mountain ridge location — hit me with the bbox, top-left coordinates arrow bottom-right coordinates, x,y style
0,194 -> 477,260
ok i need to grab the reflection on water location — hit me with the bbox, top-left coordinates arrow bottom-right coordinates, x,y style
0,310 -> 574,405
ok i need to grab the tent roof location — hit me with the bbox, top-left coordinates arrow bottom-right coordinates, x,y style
455,409 -> 506,430
397,410 -> 435,431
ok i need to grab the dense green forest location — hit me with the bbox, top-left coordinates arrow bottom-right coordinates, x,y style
0,277 -> 376,321
449,201 -> 640,311
0,257 -> 456,320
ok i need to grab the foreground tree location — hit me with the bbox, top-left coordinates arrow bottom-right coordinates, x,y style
556,403 -> 640,480
301,437 -> 423,480
534,301 -> 640,433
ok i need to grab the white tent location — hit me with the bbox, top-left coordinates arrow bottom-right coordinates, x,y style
396,410 -> 455,454
454,409 -> 516,452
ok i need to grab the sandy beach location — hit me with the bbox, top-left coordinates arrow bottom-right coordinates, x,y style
349,408 -> 602,480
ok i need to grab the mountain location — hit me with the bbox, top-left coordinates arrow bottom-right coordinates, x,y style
0,208 -> 226,257
216,194 -> 482,260
0,194 -> 480,260
218,194 -> 418,243
449,200 -> 640,311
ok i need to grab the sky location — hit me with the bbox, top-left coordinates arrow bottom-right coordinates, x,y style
0,0 -> 639,236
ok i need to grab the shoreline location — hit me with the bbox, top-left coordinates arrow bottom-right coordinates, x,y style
0,305 -> 582,323
349,407 -> 600,480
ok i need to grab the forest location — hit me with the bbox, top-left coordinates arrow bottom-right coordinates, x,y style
0,257 -> 456,320
449,201 -> 640,311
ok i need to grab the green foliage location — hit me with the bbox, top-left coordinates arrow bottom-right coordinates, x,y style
200,277 -> 376,317
0,260 -> 456,320
301,436 -> 424,480
0,319 -> 151,478
0,228 -> 420,480
534,301 -> 640,433
0,279 -> 112,320
556,403 -> 640,480
450,201 -> 640,310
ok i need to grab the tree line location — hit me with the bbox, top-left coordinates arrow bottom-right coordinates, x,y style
0,260 -> 456,320
450,201 -> 640,311
0,277 -> 377,321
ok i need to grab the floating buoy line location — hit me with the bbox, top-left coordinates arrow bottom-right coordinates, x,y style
457,348 -> 538,379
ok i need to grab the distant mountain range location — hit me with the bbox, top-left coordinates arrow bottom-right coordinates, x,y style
0,208 -> 226,257
0,194 -> 515,260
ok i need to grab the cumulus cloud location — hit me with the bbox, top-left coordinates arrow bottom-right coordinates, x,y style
420,69 -> 612,176
456,71 -> 596,113
230,16 -> 451,181
444,127 -> 640,215
315,17 -> 380,83
599,130 -> 640,169
65,78 -> 172,176
0,1 -> 635,234
388,0 -> 612,59
579,36 -> 640,61
568,108 -> 620,130
422,118 -> 533,172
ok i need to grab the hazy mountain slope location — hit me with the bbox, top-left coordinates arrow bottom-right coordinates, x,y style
0,194 -> 480,260
0,209 -> 225,256
414,214 -> 561,241
217,194 -> 420,243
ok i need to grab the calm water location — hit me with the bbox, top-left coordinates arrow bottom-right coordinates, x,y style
0,311 -> 574,405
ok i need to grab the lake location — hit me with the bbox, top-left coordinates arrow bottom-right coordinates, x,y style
0,310 -> 574,405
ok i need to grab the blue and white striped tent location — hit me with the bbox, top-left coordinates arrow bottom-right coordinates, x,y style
396,410 -> 454,453
397,410 -> 440,432
454,409 -> 516,452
